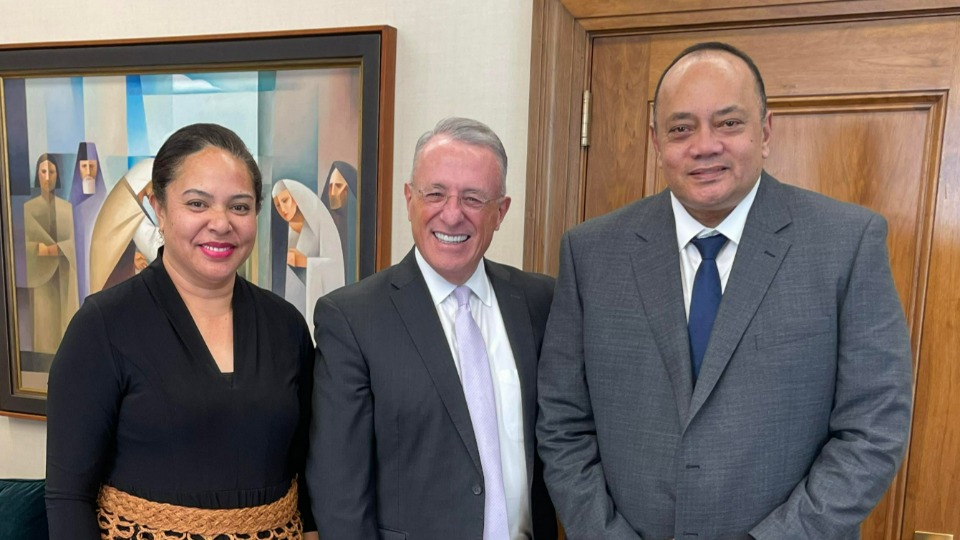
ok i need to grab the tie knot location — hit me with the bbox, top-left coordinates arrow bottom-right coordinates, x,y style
691,234 -> 727,260
453,285 -> 472,308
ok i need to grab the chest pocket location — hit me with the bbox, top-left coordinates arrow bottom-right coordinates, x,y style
755,317 -> 834,350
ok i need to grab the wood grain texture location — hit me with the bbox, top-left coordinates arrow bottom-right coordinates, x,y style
0,26 -> 399,51
764,95 -> 944,540
899,21 -> 960,537
377,26 -> 397,271
563,0 -> 855,19
0,410 -> 45,421
524,0 -> 589,276
527,0 -> 960,537
563,0 -> 960,31
762,95 -> 941,317
643,19 -> 957,97
583,35 -> 650,220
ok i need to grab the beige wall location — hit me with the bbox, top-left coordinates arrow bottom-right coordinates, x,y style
0,0 -> 533,478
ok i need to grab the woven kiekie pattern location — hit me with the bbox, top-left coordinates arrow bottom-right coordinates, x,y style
96,480 -> 302,539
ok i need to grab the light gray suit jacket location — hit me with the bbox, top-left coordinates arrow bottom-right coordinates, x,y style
308,250 -> 557,540
537,174 -> 913,540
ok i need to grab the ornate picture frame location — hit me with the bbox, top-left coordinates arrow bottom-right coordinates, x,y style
0,27 -> 396,418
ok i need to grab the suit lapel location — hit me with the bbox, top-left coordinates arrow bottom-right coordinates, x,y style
487,261 -> 538,482
631,192 -> 695,424
687,174 -> 792,425
389,251 -> 483,474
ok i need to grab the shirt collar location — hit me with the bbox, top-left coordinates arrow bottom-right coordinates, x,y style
671,173 -> 762,250
414,247 -> 493,307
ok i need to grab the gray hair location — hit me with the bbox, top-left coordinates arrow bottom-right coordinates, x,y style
412,117 -> 508,196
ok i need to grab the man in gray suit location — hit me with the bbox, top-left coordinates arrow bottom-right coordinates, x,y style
308,117 -> 557,539
536,42 -> 913,539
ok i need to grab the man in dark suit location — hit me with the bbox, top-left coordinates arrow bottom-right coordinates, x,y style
308,117 -> 557,540
537,42 -> 913,539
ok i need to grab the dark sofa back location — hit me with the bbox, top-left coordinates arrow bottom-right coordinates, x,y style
0,479 -> 47,540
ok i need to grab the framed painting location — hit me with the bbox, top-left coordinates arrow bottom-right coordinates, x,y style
0,27 -> 396,418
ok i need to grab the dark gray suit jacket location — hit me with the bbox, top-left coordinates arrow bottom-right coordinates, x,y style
308,250 -> 557,540
537,174 -> 913,540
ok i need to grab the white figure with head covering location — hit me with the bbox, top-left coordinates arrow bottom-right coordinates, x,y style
89,158 -> 163,294
272,179 -> 345,333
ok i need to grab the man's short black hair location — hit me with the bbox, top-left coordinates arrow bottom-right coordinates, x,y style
652,42 -> 767,129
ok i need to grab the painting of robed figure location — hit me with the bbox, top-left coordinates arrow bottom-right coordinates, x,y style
89,158 -> 162,294
2,67 -> 362,387
0,30 -> 393,417
22,154 -> 79,356
272,178 -> 345,337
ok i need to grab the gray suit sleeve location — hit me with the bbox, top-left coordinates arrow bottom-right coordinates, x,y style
750,214 -> 913,539
537,233 -> 643,539
307,295 -> 379,540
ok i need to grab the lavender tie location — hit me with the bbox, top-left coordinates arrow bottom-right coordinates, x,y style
453,285 -> 510,540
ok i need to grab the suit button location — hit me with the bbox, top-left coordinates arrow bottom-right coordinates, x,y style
472,484 -> 483,495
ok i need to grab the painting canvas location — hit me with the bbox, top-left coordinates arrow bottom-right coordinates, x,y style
0,29 -> 396,417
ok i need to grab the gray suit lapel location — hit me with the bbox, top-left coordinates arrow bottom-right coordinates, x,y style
631,192 -> 695,423
687,175 -> 793,425
487,261 -> 538,483
389,251 -> 483,475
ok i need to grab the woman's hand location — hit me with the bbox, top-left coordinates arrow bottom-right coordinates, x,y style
287,248 -> 307,268
38,242 -> 59,256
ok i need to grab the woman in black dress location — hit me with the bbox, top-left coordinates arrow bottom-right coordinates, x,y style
45,123 -> 318,540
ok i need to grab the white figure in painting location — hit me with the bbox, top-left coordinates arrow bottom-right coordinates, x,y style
89,158 -> 163,293
272,179 -> 345,334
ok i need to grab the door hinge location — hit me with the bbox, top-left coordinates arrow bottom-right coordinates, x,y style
580,89 -> 592,148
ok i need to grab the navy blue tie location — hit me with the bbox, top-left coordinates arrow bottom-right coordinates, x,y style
688,234 -> 728,383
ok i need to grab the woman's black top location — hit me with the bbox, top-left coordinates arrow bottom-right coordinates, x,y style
45,254 -> 315,538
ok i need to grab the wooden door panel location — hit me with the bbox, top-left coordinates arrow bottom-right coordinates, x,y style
584,35 -> 650,220
905,240 -> 960,537
646,19 -> 955,97
901,80 -> 960,539
757,97 -> 937,312
587,18 -> 956,215
578,12 -> 959,539
761,96 -> 942,314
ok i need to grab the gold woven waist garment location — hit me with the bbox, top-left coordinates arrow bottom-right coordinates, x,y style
96,479 -> 302,539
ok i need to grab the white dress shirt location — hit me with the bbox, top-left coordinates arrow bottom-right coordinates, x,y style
671,176 -> 762,320
415,249 -> 532,540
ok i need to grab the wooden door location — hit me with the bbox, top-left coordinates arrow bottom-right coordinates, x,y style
526,2 -> 960,539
